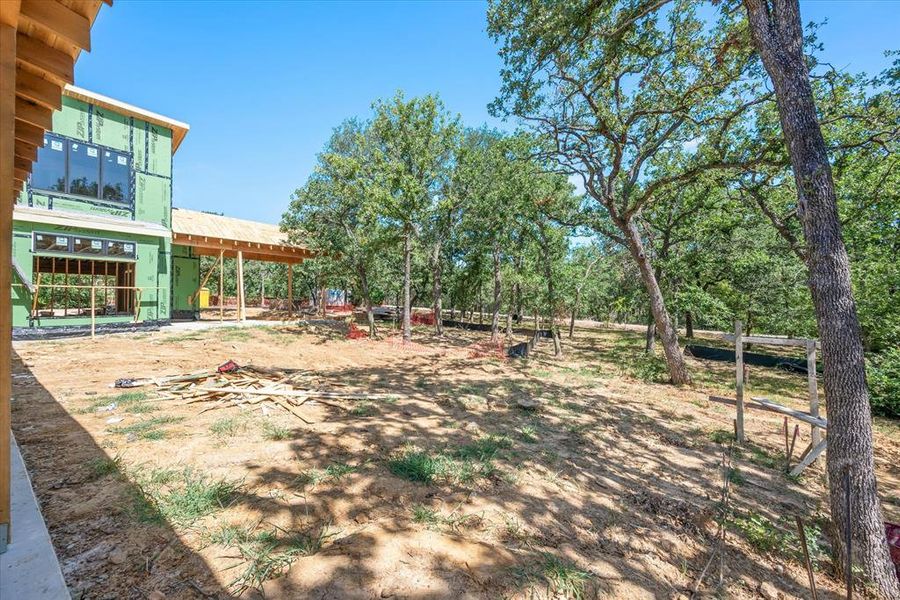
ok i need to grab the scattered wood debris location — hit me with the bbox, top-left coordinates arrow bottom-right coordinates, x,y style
113,361 -> 397,423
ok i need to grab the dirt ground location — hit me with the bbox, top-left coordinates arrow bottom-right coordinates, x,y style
10,321 -> 900,599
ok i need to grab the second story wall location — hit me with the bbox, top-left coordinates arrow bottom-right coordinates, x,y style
17,94 -> 175,229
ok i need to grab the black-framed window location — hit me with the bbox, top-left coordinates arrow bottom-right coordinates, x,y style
34,233 -> 70,253
33,232 -> 136,260
73,236 -> 104,255
30,133 -> 131,204
31,138 -> 66,192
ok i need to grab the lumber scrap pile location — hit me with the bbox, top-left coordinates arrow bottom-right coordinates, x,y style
114,362 -> 395,423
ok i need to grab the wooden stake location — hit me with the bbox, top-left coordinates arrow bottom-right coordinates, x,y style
735,320 -> 745,444
796,516 -> 819,600
219,250 -> 224,322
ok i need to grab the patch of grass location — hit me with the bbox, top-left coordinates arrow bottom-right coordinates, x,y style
747,443 -> 781,470
218,328 -> 255,342
624,352 -> 670,383
108,416 -> 183,440
158,332 -> 207,344
260,420 -> 290,441
294,462 -> 358,488
389,435 -> 514,485
388,451 -> 439,483
85,454 -> 121,480
709,429 -> 734,444
127,465 -> 241,526
517,425 -> 538,443
412,504 -> 441,527
222,522 -> 336,595
726,466 -> 746,486
349,401 -> 375,417
730,511 -> 825,567
76,391 -> 151,414
209,415 -> 247,438
515,552 -> 593,600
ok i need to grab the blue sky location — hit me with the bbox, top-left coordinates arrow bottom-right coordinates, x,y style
73,0 -> 899,224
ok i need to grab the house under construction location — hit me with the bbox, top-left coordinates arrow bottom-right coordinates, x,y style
10,86 -> 314,333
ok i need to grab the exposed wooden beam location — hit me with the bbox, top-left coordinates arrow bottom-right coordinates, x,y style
14,141 -> 37,163
14,117 -> 43,147
15,66 -> 62,110
15,31 -> 74,84
13,166 -> 28,181
20,0 -> 91,51
14,154 -> 30,171
15,96 -> 52,129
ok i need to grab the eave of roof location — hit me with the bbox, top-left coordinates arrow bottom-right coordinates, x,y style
63,84 -> 190,153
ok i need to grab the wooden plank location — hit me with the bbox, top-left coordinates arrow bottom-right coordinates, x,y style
1,20 -> 17,544
15,32 -> 74,84
14,139 -> 38,163
735,321 -> 745,444
748,397 -> 828,429
14,117 -> 42,146
13,154 -> 30,171
789,439 -> 827,477
20,0 -> 92,51
722,333 -> 818,348
15,95 -> 52,129
14,65 -> 62,110
807,340 -> 820,446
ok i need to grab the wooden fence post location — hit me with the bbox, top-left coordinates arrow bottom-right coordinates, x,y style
287,263 -> 293,319
219,250 -> 224,323
735,320 -> 745,444
90,286 -> 96,339
807,339 -> 820,446
236,251 -> 245,322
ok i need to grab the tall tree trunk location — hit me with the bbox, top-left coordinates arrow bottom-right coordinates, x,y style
744,1 -> 898,595
491,243 -> 502,342
358,266 -> 377,338
402,226 -> 412,344
622,217 -> 690,384
685,311 -> 694,338
432,240 -> 443,336
644,314 -> 655,354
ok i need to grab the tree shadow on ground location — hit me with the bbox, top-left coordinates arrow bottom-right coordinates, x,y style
10,351 -> 230,600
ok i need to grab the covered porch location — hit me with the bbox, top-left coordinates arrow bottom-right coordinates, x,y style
170,208 -> 314,322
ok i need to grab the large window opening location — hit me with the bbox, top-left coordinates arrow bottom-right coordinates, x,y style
31,256 -> 138,320
30,133 -> 132,205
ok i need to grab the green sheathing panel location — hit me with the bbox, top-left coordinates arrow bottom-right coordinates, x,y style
148,124 -> 172,177
93,105 -> 130,152
135,172 -> 171,228
171,244 -> 199,315
52,96 -> 89,139
10,220 -> 170,328
16,96 -> 174,229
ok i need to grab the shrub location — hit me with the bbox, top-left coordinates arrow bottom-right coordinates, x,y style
867,348 -> 900,418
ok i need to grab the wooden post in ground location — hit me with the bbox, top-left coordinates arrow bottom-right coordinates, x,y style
236,250 -> 245,322
0,18 -> 16,547
807,339 -> 820,446
287,263 -> 293,320
218,250 -> 224,322
90,286 -> 96,338
735,320 -> 745,444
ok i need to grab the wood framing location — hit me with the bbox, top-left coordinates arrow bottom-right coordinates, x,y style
724,321 -> 822,462
0,0 -> 108,547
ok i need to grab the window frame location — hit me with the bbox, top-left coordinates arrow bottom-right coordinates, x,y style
30,133 -> 133,207
32,231 -> 137,261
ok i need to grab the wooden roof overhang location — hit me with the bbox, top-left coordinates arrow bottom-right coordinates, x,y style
171,232 -> 315,265
2,0 -> 109,196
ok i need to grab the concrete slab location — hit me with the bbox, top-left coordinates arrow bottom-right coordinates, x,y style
0,437 -> 69,599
